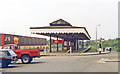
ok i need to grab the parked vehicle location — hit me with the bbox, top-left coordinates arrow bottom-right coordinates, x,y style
105,47 -> 112,51
0,49 -> 17,68
2,44 -> 41,64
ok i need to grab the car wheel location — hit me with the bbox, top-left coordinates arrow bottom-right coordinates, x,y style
21,55 -> 31,64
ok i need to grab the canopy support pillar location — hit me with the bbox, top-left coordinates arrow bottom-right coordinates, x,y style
57,36 -> 58,52
82,40 -> 84,49
50,34 -> 52,52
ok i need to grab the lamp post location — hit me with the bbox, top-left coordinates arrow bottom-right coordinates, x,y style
96,24 -> 101,52
14,32 -> 15,35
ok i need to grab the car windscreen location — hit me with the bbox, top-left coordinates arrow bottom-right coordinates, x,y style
0,51 -> 11,56
2,46 -> 10,49
9,50 -> 17,56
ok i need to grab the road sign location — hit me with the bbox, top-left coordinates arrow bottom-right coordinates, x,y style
53,40 -> 63,44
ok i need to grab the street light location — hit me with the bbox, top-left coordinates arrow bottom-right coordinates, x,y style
96,24 -> 101,52
14,32 -> 15,35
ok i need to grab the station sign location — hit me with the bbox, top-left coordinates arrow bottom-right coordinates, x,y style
53,40 -> 63,44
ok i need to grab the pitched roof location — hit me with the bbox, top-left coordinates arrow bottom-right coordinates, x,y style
30,19 -> 91,40
50,19 -> 72,26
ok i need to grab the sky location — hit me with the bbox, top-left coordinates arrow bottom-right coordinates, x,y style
0,0 -> 119,40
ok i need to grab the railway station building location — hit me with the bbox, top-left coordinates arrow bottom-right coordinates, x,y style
30,19 -> 91,52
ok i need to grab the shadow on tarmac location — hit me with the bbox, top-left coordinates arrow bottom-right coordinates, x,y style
1,66 -> 19,69
15,61 -> 46,64
105,61 -> 120,62
2,62 -> 45,69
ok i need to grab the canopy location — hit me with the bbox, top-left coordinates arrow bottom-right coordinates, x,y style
30,19 -> 91,40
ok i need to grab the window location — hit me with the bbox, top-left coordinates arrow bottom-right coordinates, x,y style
0,51 -> 6,56
64,41 -> 67,46
0,51 -> 11,56
9,50 -> 16,56
11,46 -> 14,51
5,51 -> 11,56
15,46 -> 18,50
14,44 -> 18,50
2,46 -> 10,49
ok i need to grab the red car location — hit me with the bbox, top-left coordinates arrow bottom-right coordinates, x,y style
2,44 -> 41,64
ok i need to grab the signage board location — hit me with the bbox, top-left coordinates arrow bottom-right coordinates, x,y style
53,40 -> 63,44
14,37 -> 19,44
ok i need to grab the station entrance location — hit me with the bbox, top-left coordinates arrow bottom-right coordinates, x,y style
30,19 -> 91,52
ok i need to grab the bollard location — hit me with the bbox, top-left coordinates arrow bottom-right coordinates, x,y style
44,46 -> 46,55
70,47 -> 72,54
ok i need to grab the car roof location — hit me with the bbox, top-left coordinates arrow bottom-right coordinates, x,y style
0,49 -> 11,51
106,47 -> 111,48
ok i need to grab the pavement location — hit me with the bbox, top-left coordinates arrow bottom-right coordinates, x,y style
40,51 -> 111,56
1,51 -> 118,72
